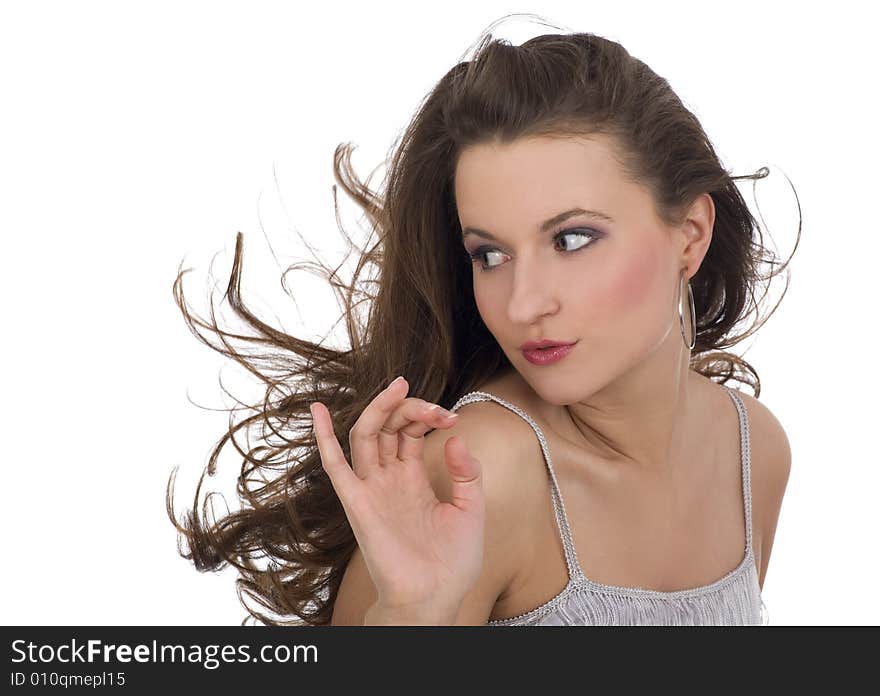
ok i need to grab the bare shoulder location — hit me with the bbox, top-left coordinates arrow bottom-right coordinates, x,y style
418,381 -> 551,622
733,388 -> 792,490
330,376 -> 546,626
424,384 -> 551,542
426,384 -> 549,518
727,386 -> 791,587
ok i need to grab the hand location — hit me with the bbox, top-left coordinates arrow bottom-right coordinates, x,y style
310,376 -> 485,619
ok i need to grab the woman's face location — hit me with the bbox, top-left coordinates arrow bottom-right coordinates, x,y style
454,134 -> 697,405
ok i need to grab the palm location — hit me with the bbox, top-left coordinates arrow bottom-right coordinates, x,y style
311,380 -> 485,618
347,452 -> 484,609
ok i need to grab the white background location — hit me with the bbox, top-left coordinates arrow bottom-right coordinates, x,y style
2,1 -> 876,626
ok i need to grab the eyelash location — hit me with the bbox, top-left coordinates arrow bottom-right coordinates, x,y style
465,228 -> 599,272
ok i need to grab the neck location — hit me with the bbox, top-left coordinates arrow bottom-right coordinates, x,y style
560,327 -> 697,479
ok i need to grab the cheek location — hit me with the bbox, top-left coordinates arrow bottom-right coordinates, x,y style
473,285 -> 497,328
598,244 -> 665,317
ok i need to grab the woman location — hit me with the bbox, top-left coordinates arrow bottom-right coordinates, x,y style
168,22 -> 796,626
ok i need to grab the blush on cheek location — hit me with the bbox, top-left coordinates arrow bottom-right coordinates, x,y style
604,245 -> 663,314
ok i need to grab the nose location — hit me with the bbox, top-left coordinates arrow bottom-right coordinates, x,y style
506,257 -> 560,325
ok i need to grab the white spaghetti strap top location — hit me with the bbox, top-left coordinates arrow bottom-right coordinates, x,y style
448,385 -> 768,626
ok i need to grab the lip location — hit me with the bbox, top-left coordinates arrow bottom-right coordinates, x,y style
521,340 -> 578,366
520,338 -> 578,351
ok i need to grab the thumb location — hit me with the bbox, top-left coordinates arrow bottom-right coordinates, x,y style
444,436 -> 484,514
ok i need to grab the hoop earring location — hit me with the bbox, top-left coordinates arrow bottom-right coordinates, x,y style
679,274 -> 696,351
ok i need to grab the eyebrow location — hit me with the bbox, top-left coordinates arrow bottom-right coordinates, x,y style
461,207 -> 614,241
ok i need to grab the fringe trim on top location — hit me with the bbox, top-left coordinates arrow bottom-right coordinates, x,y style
487,557 -> 765,626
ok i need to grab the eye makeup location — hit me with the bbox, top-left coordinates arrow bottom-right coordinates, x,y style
465,227 -> 603,272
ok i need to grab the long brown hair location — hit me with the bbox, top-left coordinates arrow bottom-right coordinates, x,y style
166,17 -> 800,626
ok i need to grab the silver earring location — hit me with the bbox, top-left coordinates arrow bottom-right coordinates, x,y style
679,274 -> 696,351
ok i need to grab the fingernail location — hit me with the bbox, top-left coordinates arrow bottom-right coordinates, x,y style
430,404 -> 457,418
389,376 -> 405,388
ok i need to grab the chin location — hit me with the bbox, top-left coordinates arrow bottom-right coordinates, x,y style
517,368 -> 591,407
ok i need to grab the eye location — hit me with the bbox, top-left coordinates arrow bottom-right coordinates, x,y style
467,248 -> 508,271
466,228 -> 599,272
555,229 -> 597,252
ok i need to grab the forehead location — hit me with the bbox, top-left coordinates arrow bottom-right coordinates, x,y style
454,134 -> 640,221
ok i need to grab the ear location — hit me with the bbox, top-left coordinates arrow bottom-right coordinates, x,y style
680,192 -> 715,278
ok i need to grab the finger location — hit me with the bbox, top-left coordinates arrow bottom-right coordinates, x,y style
348,376 -> 410,477
444,436 -> 484,515
310,401 -> 358,501
379,399 -> 459,464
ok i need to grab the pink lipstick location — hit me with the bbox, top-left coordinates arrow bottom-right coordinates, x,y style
520,339 -> 577,366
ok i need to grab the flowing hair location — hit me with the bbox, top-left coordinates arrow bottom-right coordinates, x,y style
166,15 -> 800,626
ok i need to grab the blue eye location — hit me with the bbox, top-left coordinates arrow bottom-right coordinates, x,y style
466,228 -> 599,272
